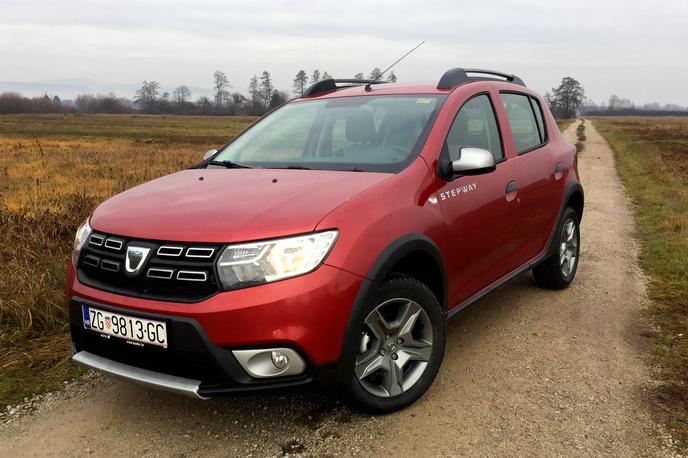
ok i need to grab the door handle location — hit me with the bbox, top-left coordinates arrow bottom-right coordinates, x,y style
505,181 -> 519,194
554,162 -> 565,180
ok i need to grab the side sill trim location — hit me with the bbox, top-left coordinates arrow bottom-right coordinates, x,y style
447,246 -> 550,320
72,351 -> 207,399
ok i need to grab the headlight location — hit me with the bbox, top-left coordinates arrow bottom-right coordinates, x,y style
216,230 -> 338,289
72,218 -> 92,266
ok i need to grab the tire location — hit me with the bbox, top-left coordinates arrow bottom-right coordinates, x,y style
532,207 -> 580,289
346,276 -> 445,414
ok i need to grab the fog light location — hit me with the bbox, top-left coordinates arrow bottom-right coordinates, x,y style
232,347 -> 306,378
271,351 -> 289,369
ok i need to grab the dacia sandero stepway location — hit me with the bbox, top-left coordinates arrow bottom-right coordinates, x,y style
69,68 -> 583,412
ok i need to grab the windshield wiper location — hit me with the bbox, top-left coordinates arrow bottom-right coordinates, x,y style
267,165 -> 313,170
208,160 -> 252,169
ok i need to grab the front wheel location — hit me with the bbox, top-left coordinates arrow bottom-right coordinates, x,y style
532,207 -> 580,289
346,276 -> 445,413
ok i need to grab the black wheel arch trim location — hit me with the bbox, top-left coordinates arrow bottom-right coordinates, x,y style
335,233 -> 447,385
363,233 -> 448,309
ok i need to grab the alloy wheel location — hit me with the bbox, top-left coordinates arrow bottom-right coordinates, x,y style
559,218 -> 578,279
355,298 -> 433,397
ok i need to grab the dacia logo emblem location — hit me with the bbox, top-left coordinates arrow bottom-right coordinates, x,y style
125,245 -> 151,277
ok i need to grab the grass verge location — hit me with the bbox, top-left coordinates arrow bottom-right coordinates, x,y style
594,116 -> 688,439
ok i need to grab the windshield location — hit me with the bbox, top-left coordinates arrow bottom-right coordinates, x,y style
211,95 -> 445,173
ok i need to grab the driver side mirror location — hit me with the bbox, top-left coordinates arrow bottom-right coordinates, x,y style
202,149 -> 218,161
450,148 -> 496,176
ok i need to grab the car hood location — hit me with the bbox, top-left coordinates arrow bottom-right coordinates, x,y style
90,169 -> 390,242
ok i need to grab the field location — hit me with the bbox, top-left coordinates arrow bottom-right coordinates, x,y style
594,117 -> 688,431
0,115 -> 254,406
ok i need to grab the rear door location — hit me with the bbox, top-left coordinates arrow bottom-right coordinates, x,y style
436,92 -> 526,307
498,92 -> 564,258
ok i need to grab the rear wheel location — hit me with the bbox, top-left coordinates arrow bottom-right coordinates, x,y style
346,276 -> 445,413
532,207 -> 580,289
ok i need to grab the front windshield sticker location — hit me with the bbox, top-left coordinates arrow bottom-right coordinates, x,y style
416,98 -> 433,104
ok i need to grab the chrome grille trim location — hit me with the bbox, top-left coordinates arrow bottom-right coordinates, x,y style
89,234 -> 104,247
147,268 -> 174,280
185,247 -> 215,259
176,271 -> 207,282
157,246 -> 184,257
104,238 -> 124,251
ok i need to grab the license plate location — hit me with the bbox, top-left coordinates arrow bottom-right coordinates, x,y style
82,305 -> 168,348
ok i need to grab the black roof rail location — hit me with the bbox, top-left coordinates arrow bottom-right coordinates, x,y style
302,78 -> 387,97
437,68 -> 525,90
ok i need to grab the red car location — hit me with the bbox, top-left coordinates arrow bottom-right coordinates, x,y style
69,68 -> 583,412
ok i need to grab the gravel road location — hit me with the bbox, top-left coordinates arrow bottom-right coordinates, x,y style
1,121 -> 680,457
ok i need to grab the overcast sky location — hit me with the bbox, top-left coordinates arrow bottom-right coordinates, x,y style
1,0 -> 687,105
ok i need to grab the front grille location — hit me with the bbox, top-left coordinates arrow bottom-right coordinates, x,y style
77,232 -> 223,302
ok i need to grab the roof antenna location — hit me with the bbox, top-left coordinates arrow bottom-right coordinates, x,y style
365,40 -> 425,91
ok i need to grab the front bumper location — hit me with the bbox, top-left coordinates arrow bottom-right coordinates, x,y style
67,261 -> 363,395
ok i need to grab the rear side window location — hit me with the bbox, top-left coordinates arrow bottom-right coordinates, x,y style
445,94 -> 503,162
530,98 -> 546,143
501,93 -> 546,153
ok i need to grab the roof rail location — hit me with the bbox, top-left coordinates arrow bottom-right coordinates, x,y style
437,68 -> 525,90
302,78 -> 387,97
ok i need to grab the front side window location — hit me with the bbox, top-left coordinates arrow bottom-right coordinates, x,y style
501,93 -> 545,153
445,94 -> 503,162
212,95 -> 445,173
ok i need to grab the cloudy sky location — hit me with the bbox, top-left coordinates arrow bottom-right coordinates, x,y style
1,0 -> 687,105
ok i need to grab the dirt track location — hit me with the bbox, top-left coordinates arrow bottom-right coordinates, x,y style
1,121 -> 680,457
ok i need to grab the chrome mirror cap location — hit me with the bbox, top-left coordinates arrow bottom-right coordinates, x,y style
451,148 -> 496,175
202,149 -> 218,161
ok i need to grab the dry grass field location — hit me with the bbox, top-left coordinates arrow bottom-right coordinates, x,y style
595,117 -> 688,434
0,115 -> 254,405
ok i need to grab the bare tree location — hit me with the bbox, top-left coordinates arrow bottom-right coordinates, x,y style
386,71 -> 398,83
321,71 -> 332,80
607,94 -> 634,112
292,70 -> 309,96
311,69 -> 321,84
172,85 -> 191,105
369,68 -> 383,80
354,72 -> 364,80
134,80 -> 160,113
213,70 -> 230,110
197,96 -> 212,114
260,71 -> 273,109
248,75 -> 260,104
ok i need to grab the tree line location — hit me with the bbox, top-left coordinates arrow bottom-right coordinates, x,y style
0,68 -> 398,116
544,77 -> 687,118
